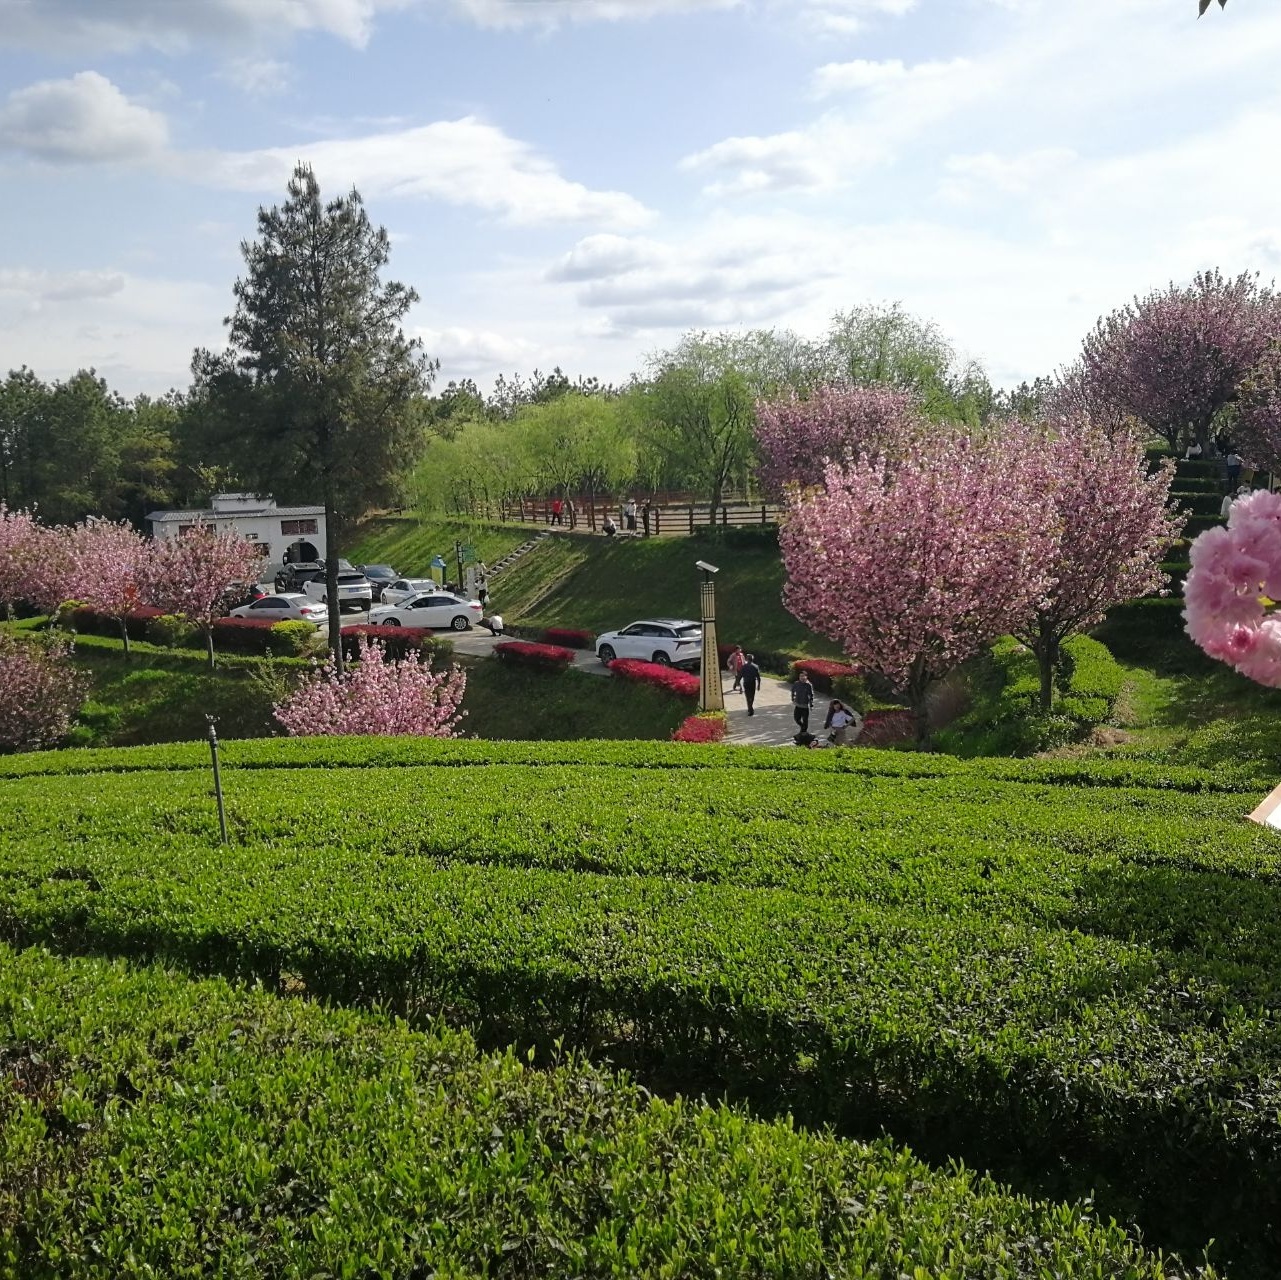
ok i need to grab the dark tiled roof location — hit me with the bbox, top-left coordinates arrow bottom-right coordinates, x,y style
147,505 -> 325,522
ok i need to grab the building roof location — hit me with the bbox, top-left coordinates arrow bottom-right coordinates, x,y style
147,505 -> 326,522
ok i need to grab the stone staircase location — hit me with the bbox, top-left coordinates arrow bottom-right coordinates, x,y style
487,530 -> 552,580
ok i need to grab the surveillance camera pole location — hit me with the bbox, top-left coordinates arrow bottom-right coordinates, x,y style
206,716 -> 229,845
698,563 -> 724,713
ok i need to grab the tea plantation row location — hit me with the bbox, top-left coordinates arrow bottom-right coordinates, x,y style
1,945 -> 1212,1279
0,742 -> 1277,1272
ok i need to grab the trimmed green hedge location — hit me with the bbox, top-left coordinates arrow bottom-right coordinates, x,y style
0,744 -> 1278,1269
5,946 -> 1202,1279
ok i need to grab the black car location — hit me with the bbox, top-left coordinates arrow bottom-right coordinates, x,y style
358,564 -> 399,601
274,561 -> 325,592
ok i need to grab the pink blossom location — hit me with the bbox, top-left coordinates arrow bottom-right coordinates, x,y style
780,424 -> 1057,740
0,633 -> 90,752
62,519 -> 155,656
147,525 -> 264,666
275,635 -> 467,737
754,385 -> 924,497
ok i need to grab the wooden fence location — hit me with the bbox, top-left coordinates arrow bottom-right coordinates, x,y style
507,499 -> 783,536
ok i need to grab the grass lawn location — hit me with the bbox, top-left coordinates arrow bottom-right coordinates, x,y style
40,629 -> 688,748
490,530 -> 843,659
346,516 -> 535,578
460,660 -> 689,741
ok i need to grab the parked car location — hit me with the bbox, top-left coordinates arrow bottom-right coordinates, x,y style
378,577 -> 438,607
274,561 -> 325,592
229,593 -> 328,624
595,619 -> 703,668
223,581 -> 267,612
358,564 -> 398,601
368,591 -> 484,631
302,568 -> 373,612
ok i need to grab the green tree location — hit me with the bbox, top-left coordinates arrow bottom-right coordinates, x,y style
631,335 -> 756,518
192,163 -> 434,668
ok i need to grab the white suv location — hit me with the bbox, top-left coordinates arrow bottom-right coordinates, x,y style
302,565 -> 373,612
595,619 -> 703,669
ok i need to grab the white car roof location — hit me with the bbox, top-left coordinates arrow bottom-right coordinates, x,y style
275,593 -> 311,604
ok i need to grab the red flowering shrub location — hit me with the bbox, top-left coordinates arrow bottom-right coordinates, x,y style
609,658 -> 700,698
672,712 -> 727,742
340,625 -> 445,663
788,658 -> 860,694
858,709 -> 915,746
209,617 -> 316,656
69,605 -> 165,642
540,627 -> 595,650
494,641 -> 576,672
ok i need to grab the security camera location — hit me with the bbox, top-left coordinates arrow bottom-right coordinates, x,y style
695,560 -> 720,574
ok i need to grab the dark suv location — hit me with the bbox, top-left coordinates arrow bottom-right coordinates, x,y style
274,561 -> 325,592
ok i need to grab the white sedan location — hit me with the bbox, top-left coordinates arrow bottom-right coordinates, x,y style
595,618 -> 703,668
229,593 -> 328,624
379,577 -> 439,607
368,591 -> 484,631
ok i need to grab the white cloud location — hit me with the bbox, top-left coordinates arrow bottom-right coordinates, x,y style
811,56 -> 969,98
0,71 -> 168,164
0,0 -> 401,52
0,269 -> 127,303
680,125 -> 857,195
416,324 -> 544,375
221,57 -> 293,96
446,0 -> 738,27
185,118 -> 653,227
546,234 -> 666,281
799,0 -> 917,36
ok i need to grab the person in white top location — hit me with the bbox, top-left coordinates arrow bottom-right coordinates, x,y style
825,700 -> 863,746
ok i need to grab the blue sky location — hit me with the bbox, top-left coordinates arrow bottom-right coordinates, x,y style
1,0 -> 1279,398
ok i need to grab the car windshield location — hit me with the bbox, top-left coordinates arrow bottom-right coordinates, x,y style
365,566 -> 393,575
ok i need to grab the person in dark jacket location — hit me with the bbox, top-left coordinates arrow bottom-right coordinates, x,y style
791,670 -> 815,735
740,654 -> 761,716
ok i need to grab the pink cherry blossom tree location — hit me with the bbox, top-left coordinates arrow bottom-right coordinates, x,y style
1080,269 -> 1276,450
1184,489 -> 1281,685
1235,339 -> 1281,473
0,633 -> 90,753
1015,417 -> 1184,709
0,505 -> 42,619
754,385 -> 923,496
148,525 -> 264,668
780,426 -> 1057,744
64,519 -> 155,658
274,635 -> 467,737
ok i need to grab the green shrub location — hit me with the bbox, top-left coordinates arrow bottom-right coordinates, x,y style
0,944 -> 1205,1279
144,613 -> 194,647
268,620 -> 321,657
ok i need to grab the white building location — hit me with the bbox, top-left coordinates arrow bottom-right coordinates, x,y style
146,494 -> 327,568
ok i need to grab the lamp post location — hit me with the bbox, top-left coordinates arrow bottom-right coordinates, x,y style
696,560 -> 723,713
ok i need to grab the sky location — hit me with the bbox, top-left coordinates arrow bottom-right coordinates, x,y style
1,0 -> 1279,399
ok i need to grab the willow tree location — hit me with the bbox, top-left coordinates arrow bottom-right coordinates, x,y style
192,163 -> 433,669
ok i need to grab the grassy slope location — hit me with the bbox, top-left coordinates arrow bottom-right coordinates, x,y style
490,530 -> 843,658
346,516 -> 534,577
52,637 -> 688,748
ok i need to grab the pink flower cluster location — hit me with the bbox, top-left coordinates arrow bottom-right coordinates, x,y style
0,633 -> 90,752
1184,489 -> 1281,685
274,635 -> 467,737
608,658 -> 701,698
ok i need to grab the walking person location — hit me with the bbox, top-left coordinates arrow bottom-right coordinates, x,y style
624,497 -> 637,533
1226,450 -> 1243,490
550,497 -> 564,526
791,670 -> 815,736
727,644 -> 745,691
739,653 -> 761,716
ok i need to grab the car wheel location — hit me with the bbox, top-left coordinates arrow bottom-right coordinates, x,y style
383,618 -> 401,627
451,615 -> 470,631
598,644 -> 616,664
652,651 -> 672,666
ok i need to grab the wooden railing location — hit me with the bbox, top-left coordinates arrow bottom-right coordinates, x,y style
507,499 -> 782,536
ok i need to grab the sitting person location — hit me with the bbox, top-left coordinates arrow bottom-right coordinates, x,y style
1184,440 -> 1203,461
825,699 -> 863,747
602,514 -> 618,537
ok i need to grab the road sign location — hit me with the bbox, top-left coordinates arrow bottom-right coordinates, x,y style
430,555 -> 447,569
461,544 -> 476,561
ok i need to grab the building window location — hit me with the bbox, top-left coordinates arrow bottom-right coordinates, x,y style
177,524 -> 196,536
281,519 -> 318,536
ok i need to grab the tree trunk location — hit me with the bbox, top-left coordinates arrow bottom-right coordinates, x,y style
1037,640 -> 1056,712
119,616 -> 130,661
906,658 -> 932,747
206,625 -> 217,671
325,501 -> 343,676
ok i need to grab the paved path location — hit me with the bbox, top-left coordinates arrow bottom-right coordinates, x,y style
723,675 -> 798,748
